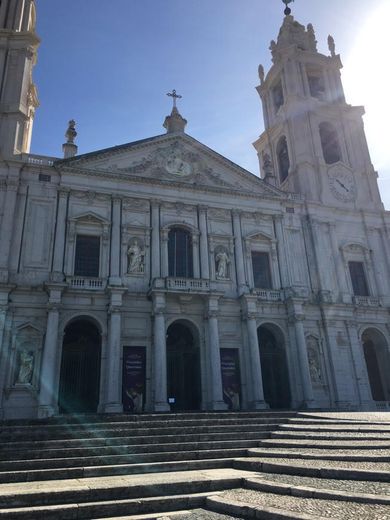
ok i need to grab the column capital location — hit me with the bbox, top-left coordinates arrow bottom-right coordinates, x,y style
58,187 -> 70,198
231,209 -> 242,218
151,198 -> 162,208
198,204 -> 209,213
205,310 -> 219,320
108,304 -> 122,315
6,179 -> 19,192
47,303 -> 61,313
112,196 -> 122,204
289,313 -> 305,324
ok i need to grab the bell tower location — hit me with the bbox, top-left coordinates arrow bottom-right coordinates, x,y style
0,0 -> 39,158
253,11 -> 382,210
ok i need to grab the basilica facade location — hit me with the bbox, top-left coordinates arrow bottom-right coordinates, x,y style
0,0 -> 389,420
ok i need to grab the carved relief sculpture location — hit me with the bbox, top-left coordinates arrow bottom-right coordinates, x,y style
127,239 -> 145,274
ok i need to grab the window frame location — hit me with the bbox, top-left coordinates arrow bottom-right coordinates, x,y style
168,227 -> 194,279
74,234 -> 101,278
251,251 -> 273,289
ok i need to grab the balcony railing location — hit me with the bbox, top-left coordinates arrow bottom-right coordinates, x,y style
253,289 -> 283,302
67,277 -> 106,290
166,277 -> 210,292
375,401 -> 390,411
352,296 -> 381,307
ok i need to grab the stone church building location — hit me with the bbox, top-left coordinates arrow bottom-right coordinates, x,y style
0,0 -> 389,420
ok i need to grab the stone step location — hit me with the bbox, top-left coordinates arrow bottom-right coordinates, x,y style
0,467 -> 255,509
247,447 -> 390,462
233,457 -> 390,481
0,439 -> 262,462
0,431 -> 270,455
0,491 -> 222,519
259,438 -> 390,449
0,446 -> 250,474
243,472 -> 390,497
0,411 -> 297,426
289,417 -> 390,426
0,455 -> 238,484
0,420 -> 285,442
270,431 -> 390,441
206,487 -> 390,519
279,424 -> 390,433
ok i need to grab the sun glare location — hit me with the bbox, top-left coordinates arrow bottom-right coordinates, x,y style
343,2 -> 390,175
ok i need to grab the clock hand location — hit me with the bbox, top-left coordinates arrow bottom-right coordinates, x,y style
336,179 -> 349,192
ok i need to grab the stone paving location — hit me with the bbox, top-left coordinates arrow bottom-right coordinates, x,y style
253,472 -> 390,495
219,488 -> 390,519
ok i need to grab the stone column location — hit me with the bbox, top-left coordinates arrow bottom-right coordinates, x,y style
345,320 -> 373,409
232,210 -> 246,292
109,197 -> 122,285
328,222 -> 348,299
292,313 -> 315,407
246,313 -> 268,409
151,200 -> 161,279
206,297 -> 227,410
0,179 -> 18,280
152,292 -> 169,411
198,206 -> 210,279
38,285 -> 64,418
104,309 -> 123,412
160,229 -> 169,278
274,215 -> 289,288
51,189 -> 69,280
192,233 -> 200,278
103,288 -> 126,413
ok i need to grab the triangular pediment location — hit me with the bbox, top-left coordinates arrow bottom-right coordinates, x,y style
56,133 -> 287,199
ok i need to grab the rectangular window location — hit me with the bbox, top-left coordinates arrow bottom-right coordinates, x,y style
252,252 -> 272,289
74,235 -> 100,277
348,261 -> 369,296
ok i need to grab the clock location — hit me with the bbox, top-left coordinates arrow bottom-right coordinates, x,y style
328,170 -> 356,202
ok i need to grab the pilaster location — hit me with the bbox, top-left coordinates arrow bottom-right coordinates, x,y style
152,291 -> 169,411
205,296 -> 227,411
37,284 -> 66,418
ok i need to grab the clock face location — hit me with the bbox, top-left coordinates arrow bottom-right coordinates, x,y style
328,170 -> 356,202
165,155 -> 192,177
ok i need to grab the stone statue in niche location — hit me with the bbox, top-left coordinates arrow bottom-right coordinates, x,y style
215,249 -> 230,279
127,239 -> 145,274
307,343 -> 322,383
16,350 -> 34,384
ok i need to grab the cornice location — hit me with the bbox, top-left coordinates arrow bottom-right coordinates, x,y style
58,164 -> 294,204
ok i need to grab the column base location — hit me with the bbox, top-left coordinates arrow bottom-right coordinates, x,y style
109,276 -> 123,286
210,400 -> 228,411
37,405 -> 58,419
103,403 -> 123,413
154,402 -> 170,412
249,400 -> 269,410
299,399 -> 317,410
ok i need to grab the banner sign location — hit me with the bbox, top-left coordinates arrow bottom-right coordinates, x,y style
220,348 -> 241,410
122,346 -> 146,413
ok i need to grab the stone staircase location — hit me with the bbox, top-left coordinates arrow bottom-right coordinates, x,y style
0,411 -> 389,518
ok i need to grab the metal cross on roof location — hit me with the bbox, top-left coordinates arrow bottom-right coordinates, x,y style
167,89 -> 182,108
282,0 -> 294,15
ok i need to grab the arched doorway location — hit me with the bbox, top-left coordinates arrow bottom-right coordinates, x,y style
58,319 -> 101,414
167,321 -> 201,411
362,328 -> 390,402
257,324 -> 291,409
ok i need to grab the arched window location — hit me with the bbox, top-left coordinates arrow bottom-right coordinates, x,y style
319,122 -> 341,164
277,136 -> 290,184
168,227 -> 193,278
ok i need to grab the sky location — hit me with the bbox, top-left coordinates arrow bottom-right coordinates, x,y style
31,0 -> 390,207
